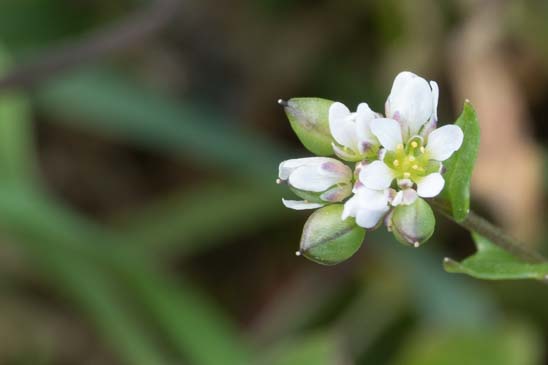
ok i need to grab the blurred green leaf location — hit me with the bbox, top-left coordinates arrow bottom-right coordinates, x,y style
442,101 -> 480,221
391,322 -> 542,365
36,69 -> 288,179
265,332 -> 344,365
0,185 -> 253,365
300,204 -> 365,265
0,45 -> 37,186
282,98 -> 334,156
113,183 -> 285,256
444,233 -> 548,280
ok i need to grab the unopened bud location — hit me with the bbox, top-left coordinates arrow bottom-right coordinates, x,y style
300,204 -> 365,265
281,97 -> 335,156
390,197 -> 435,247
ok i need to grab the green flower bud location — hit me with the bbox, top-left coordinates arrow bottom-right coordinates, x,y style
299,204 -> 365,265
280,98 -> 334,156
390,197 -> 435,247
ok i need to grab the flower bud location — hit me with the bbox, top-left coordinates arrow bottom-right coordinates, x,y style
278,158 -> 352,209
299,204 -> 365,265
280,98 -> 334,156
389,197 -> 435,247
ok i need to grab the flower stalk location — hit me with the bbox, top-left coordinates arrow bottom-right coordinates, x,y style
431,198 -> 546,264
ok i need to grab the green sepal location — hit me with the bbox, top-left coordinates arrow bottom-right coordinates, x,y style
282,98 -> 334,156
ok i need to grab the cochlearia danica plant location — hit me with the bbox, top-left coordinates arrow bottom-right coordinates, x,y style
277,71 -> 548,281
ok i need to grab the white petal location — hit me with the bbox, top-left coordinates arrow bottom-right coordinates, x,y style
329,102 -> 356,148
386,71 -> 434,137
360,161 -> 395,190
319,160 -> 353,181
430,81 -> 439,123
282,199 -> 324,210
416,173 -> 445,198
370,118 -> 403,151
392,191 -> 404,206
289,165 -> 340,192
342,195 -> 358,220
354,186 -> 390,210
356,206 -> 390,229
356,102 -> 376,119
401,189 -> 418,205
425,125 -> 464,161
355,111 -> 377,152
278,157 -> 331,180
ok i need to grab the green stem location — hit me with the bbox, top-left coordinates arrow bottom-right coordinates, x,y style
431,199 -> 546,264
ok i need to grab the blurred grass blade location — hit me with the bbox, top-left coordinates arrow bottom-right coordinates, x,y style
391,322 -> 542,365
35,68 -> 289,178
444,233 -> 548,280
0,45 -> 37,186
264,333 -> 345,365
112,183 -> 285,256
0,184 -> 253,365
0,191 -> 171,365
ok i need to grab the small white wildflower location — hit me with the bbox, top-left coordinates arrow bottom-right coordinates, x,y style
328,102 -> 381,161
278,157 -> 353,210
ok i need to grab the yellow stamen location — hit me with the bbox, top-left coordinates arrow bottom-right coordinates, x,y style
420,146 -> 425,153
397,143 -> 404,150
393,160 -> 400,167
412,164 -> 419,170
411,141 -> 418,148
403,172 -> 411,178
408,156 -> 416,162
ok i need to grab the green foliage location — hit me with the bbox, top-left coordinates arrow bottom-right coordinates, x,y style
391,323 -> 542,365
266,333 -> 343,365
444,234 -> 548,280
282,97 -> 334,156
442,101 -> 480,221
300,204 -> 365,265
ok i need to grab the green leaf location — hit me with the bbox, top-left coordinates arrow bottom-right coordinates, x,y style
299,204 -> 365,265
282,97 -> 334,156
442,101 -> 480,221
265,333 -> 343,365
443,233 -> 548,280
392,322 -> 542,365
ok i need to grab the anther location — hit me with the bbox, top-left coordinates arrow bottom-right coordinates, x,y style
408,156 -> 416,162
275,178 -> 282,184
393,160 -> 400,167
420,146 -> 425,153
412,164 -> 419,170
411,141 -> 418,148
397,144 -> 404,150
403,172 -> 411,178
413,241 -> 420,248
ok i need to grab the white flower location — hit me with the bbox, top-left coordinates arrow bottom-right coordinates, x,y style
341,184 -> 390,229
385,71 -> 439,141
278,157 -> 353,210
360,121 -> 463,199
328,102 -> 380,161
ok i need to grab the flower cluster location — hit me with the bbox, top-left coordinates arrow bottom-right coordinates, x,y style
277,71 -> 463,250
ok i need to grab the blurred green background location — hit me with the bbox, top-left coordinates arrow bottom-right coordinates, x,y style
1,0 -> 548,364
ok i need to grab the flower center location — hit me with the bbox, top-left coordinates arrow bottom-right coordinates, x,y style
383,137 -> 440,182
